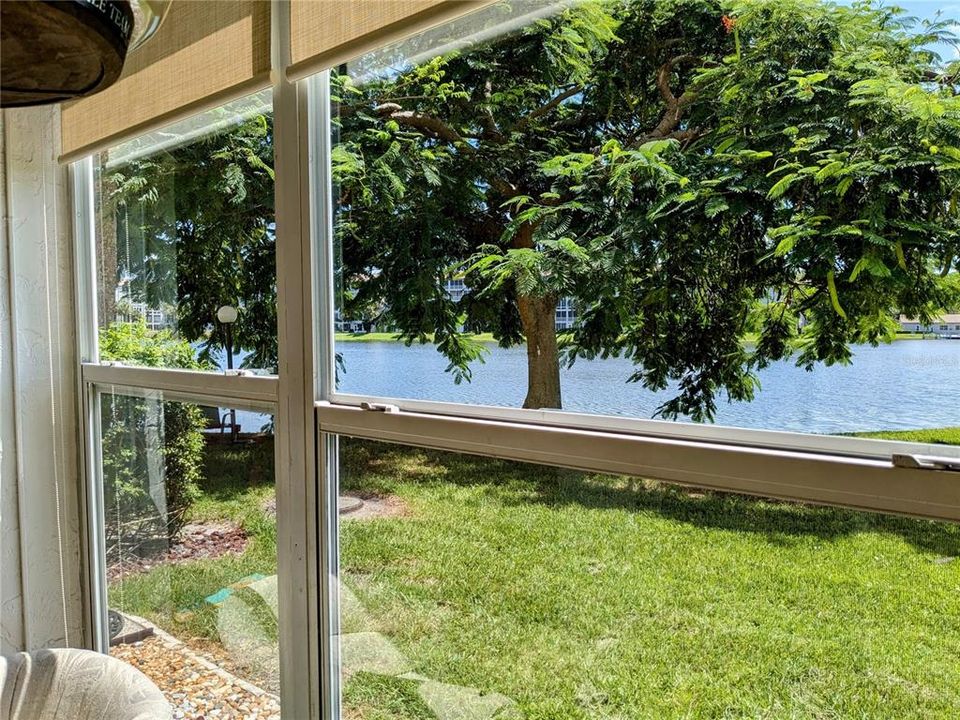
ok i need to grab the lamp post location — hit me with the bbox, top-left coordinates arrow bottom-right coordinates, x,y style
217,305 -> 238,441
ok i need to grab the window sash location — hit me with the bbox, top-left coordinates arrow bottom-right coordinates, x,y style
323,390 -> 960,464
317,402 -> 960,522
82,363 -> 279,408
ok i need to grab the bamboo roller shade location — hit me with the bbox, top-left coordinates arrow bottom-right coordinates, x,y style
59,0 -> 494,161
287,0 -> 494,81
60,1 -> 271,163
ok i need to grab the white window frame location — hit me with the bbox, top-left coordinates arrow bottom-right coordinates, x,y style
69,5 -> 320,718
70,6 -> 960,719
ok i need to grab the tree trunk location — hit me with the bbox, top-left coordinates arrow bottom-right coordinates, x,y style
509,220 -> 562,409
516,293 -> 562,409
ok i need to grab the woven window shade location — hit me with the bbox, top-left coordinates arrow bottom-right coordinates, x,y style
287,0 -> 494,81
60,1 -> 270,163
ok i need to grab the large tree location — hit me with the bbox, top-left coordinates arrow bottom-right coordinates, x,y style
110,0 -> 960,420
106,109 -> 276,369
333,0 -> 960,417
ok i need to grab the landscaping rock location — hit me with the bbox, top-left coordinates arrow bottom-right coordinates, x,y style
111,635 -> 280,719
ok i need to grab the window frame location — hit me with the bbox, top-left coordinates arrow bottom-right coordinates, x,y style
69,5 -> 960,720
69,3 -> 321,712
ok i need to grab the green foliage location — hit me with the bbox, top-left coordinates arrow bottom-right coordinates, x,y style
99,322 -> 207,558
105,111 -> 276,370
99,319 -> 208,370
333,0 -> 960,418
108,1 -> 960,419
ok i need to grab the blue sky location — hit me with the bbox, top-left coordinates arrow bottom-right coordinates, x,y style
867,1 -> 960,60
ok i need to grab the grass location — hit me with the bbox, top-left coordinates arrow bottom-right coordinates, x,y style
338,440 -> 960,719
110,431 -> 960,718
853,427 -> 960,445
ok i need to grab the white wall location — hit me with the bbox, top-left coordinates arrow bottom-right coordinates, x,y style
0,106 -> 85,652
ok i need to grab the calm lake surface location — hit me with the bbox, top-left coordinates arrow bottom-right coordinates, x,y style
335,339 -> 960,435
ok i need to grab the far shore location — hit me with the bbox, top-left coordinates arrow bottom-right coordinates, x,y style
335,331 -> 940,344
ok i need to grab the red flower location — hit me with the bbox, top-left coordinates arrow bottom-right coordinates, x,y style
722,15 -> 738,34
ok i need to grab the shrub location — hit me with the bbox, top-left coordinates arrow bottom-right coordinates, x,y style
100,321 -> 208,564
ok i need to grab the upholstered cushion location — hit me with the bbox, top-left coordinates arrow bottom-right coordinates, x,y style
1,648 -> 171,720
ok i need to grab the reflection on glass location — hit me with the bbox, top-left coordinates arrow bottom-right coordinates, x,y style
335,437 -> 960,718
330,0 -> 960,437
94,90 -> 277,373
102,390 -> 280,717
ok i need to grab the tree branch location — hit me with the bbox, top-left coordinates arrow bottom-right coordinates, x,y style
376,103 -> 469,146
646,54 -> 699,140
481,79 -> 507,142
374,103 -> 517,196
519,84 -> 584,129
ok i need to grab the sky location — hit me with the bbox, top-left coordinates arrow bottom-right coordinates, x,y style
869,1 -> 960,60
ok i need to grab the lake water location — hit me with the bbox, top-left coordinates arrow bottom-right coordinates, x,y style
335,339 -> 960,435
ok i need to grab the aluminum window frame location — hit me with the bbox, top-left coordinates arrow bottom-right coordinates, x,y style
67,6 -> 960,720
316,402 -> 960,522
70,3 -> 320,714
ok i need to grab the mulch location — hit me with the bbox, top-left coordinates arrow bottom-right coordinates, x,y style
107,521 -> 248,581
112,635 -> 280,720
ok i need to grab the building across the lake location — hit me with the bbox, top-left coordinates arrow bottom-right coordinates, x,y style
898,313 -> 960,335
444,279 -> 578,331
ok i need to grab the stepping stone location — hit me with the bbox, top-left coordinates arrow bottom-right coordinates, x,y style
340,631 -> 412,677
417,679 -> 518,720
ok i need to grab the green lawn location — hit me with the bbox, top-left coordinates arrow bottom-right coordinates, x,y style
850,426 -> 960,445
110,432 -> 960,718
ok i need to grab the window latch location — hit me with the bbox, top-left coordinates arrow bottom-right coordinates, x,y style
360,401 -> 399,413
892,454 -> 960,472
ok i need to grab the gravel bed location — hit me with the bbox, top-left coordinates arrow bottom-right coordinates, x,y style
112,635 -> 280,719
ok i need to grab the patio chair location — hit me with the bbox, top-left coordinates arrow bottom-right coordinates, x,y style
1,648 -> 171,720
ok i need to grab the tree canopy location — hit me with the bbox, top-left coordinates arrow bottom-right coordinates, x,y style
105,110 -> 276,369
110,0 -> 960,419
332,0 -> 960,417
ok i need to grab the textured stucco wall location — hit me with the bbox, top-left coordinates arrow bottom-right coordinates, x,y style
0,105 -> 85,652
0,113 -> 25,653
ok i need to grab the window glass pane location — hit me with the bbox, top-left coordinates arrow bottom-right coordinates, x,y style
95,91 -> 277,374
327,0 -> 960,440
100,389 -> 280,718
333,436 -> 960,718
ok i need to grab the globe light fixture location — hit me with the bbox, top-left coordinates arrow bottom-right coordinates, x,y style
216,304 -> 239,441
216,304 -> 238,325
